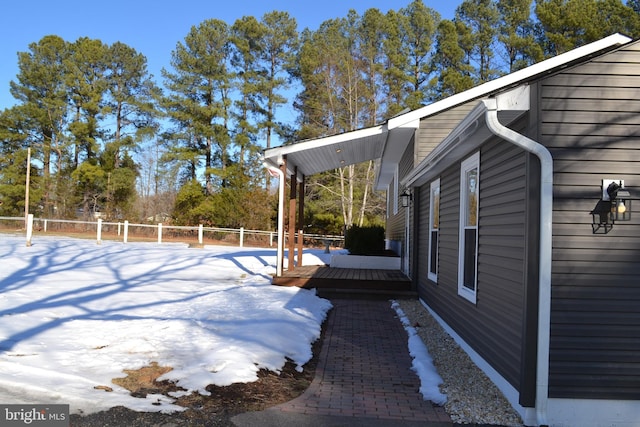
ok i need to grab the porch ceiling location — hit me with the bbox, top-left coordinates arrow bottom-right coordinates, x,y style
262,124 -> 417,182
262,125 -> 387,178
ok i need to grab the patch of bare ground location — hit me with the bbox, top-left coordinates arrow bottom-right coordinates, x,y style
70,335 -> 322,427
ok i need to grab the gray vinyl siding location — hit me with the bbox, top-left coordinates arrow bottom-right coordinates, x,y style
386,138 -> 416,246
417,104 -> 478,163
420,165 -> 460,308
416,183 -> 431,294
417,135 -> 530,392
540,42 -> 640,400
399,139 -> 415,192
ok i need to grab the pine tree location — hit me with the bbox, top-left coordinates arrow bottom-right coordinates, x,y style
399,0 -> 441,109
497,0 -> 543,71
358,7 -> 386,124
259,11 -> 298,150
9,35 -> 69,217
455,0 -> 501,82
0,107 -> 39,217
103,42 -> 159,218
65,37 -> 109,167
230,15 -> 264,178
162,19 -> 233,195
535,0 -> 640,56
429,19 -> 475,99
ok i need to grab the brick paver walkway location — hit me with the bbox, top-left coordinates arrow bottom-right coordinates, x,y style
268,299 -> 451,423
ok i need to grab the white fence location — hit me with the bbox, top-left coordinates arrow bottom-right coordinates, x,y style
0,216 -> 344,249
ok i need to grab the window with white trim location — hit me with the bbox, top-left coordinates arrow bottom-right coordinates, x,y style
458,152 -> 479,303
428,178 -> 440,282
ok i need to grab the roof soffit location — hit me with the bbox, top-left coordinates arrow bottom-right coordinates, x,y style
262,125 -> 387,178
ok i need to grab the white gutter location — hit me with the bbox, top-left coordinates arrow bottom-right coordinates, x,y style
264,163 -> 286,277
482,98 -> 552,427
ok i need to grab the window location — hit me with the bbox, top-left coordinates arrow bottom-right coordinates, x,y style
458,152 -> 479,303
428,178 -> 440,282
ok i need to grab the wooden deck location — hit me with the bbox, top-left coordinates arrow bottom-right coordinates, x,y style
271,265 -> 415,298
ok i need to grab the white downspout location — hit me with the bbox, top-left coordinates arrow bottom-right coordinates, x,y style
482,99 -> 552,427
264,164 -> 286,277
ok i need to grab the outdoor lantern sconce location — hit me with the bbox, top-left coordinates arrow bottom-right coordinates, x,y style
590,179 -> 632,234
400,189 -> 412,208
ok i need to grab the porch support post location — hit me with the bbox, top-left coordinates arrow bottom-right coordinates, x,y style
297,175 -> 305,267
275,158 -> 287,276
288,166 -> 297,270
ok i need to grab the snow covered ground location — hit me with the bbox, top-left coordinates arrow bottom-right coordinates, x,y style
0,234 -> 444,415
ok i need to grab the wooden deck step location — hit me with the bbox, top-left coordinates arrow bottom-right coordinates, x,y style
271,265 -> 414,298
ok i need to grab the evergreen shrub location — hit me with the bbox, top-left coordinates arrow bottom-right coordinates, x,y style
344,224 -> 385,255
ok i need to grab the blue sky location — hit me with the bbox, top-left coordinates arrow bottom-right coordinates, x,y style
0,0 -> 458,116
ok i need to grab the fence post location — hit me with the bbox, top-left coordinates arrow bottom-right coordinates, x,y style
118,222 -> 121,236
239,227 -> 244,248
25,214 -> 33,247
198,224 -> 203,245
123,220 -> 129,243
44,219 -> 48,233
97,218 -> 102,244
158,223 -> 162,244
269,232 -> 273,247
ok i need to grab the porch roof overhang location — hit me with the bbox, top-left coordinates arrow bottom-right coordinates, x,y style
262,125 -> 386,180
262,121 -> 419,185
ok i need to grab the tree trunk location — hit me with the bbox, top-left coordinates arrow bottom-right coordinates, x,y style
358,160 -> 374,226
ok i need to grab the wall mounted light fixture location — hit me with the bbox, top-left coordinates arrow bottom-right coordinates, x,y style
606,180 -> 631,222
400,189 -> 412,208
590,179 -> 632,234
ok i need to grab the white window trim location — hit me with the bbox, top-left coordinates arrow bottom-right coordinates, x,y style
393,166 -> 399,215
428,178 -> 440,282
458,152 -> 480,304
386,186 -> 391,219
